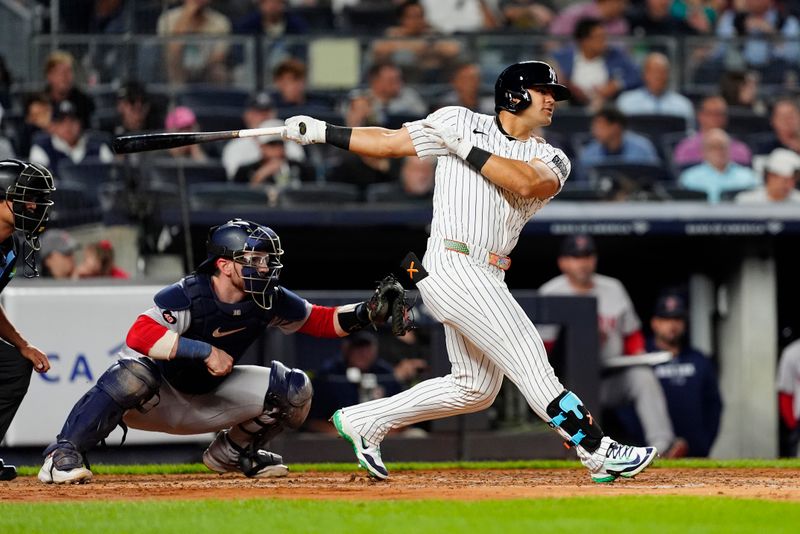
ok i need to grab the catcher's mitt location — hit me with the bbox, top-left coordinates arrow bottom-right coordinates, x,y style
365,275 -> 414,336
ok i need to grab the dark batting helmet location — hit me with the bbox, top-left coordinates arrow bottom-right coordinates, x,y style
494,61 -> 571,113
0,159 -> 56,277
197,219 -> 284,309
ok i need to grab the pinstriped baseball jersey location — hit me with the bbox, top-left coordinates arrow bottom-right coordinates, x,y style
405,106 -> 570,256
342,105 -> 575,447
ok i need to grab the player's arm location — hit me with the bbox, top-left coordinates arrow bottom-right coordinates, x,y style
0,304 -> 50,373
282,115 -> 418,158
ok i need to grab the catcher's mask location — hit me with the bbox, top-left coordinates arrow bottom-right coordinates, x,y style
494,61 -> 571,114
0,159 -> 56,277
197,219 -> 283,309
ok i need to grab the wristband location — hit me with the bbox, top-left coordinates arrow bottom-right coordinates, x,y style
325,124 -> 353,150
465,146 -> 492,171
175,337 -> 213,360
337,302 -> 372,333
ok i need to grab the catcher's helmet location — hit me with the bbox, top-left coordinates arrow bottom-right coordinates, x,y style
494,61 -> 571,113
197,218 -> 284,309
0,159 -> 56,277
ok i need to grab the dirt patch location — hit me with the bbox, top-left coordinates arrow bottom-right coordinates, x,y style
5,468 -> 800,503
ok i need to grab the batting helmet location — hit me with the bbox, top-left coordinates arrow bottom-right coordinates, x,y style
197,219 -> 284,309
494,61 -> 571,113
0,159 -> 56,277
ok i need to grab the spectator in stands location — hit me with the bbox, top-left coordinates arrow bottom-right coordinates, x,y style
673,96 -> 752,167
616,52 -> 695,127
777,336 -> 800,456
435,62 -> 494,115
157,0 -> 232,84
0,54 -> 11,109
372,1 -> 462,80
551,17 -> 641,110
679,128 -> 759,203
305,331 -> 404,433
163,106 -> 208,162
234,0 -> 309,36
500,0 -> 555,31
75,240 -> 129,279
550,0 -> 629,36
114,81 -> 158,136
716,0 -> 800,69
358,62 -> 427,125
233,119 -> 314,189
29,100 -> 113,171
419,0 -> 499,34
670,0 -> 718,34
627,0 -> 699,36
735,148 -> 800,204
39,229 -> 78,280
270,58 -> 330,112
719,70 -> 766,116
370,156 -> 435,202
328,151 -> 401,200
43,50 -> 94,129
754,98 -> 800,155
578,107 -> 660,173
17,93 -> 51,160
539,235 -> 688,458
649,292 -> 723,457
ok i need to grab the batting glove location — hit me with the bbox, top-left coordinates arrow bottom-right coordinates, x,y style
420,120 -> 473,160
283,116 -> 326,145
535,144 -> 571,182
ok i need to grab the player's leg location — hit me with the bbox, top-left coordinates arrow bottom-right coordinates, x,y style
38,357 -> 161,484
124,361 -> 311,478
601,367 -> 677,453
0,344 -> 33,481
333,324 -> 504,479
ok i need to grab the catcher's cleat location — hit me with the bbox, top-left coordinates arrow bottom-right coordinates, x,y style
591,441 -> 657,483
38,446 -> 93,484
331,409 -> 388,480
0,458 -> 17,481
203,431 -> 289,478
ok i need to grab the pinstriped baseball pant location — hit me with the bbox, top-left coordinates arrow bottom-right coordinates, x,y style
344,240 -> 565,445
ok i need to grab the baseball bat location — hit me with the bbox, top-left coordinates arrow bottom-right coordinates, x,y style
111,125 -> 299,154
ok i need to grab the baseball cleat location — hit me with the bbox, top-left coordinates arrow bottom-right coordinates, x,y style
38,449 -> 93,484
592,442 -> 657,483
0,458 -> 17,481
331,409 -> 388,480
203,437 -> 289,478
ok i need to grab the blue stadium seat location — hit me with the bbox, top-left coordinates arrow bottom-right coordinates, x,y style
279,182 -> 360,206
191,106 -> 246,132
175,86 -> 250,109
147,160 -> 228,188
189,182 -> 271,210
57,159 -> 141,201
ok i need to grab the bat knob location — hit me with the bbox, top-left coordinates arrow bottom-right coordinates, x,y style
299,122 -> 307,135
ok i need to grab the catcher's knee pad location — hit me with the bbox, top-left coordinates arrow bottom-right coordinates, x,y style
265,360 -> 313,429
56,358 -> 161,453
546,390 -> 604,453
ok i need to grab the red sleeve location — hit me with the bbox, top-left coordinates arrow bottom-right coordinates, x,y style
623,330 -> 645,355
126,315 -> 170,355
297,305 -> 341,338
779,392 -> 797,430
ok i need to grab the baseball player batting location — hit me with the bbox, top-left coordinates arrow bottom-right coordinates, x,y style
38,219 -> 406,484
283,61 -> 657,483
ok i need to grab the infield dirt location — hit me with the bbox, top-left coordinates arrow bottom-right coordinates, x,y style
5,468 -> 800,502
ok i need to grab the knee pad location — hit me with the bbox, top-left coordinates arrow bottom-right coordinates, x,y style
265,360 -> 313,429
546,390 -> 604,453
97,358 -> 161,410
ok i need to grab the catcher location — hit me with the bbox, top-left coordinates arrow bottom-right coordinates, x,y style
39,218 -> 410,484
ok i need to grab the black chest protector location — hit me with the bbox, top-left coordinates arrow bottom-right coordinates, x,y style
157,273 -> 273,394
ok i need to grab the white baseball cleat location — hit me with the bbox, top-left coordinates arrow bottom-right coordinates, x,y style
331,409 -> 388,480
38,450 -> 93,484
591,441 -> 657,483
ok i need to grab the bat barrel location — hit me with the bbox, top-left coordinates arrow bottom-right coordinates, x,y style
112,131 -> 239,154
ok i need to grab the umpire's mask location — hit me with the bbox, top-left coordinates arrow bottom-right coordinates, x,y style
0,159 -> 56,277
233,225 -> 283,310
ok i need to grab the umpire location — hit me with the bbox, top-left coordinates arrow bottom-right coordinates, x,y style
0,159 -> 56,481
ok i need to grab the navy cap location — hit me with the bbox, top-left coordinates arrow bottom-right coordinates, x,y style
246,91 -> 274,110
346,330 -> 378,346
52,100 -> 79,121
654,294 -> 687,319
559,234 -> 597,257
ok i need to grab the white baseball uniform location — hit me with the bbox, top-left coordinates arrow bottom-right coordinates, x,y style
343,106 -> 570,444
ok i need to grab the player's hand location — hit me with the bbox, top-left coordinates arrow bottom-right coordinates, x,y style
205,346 -> 234,377
420,120 -> 472,159
284,116 -> 326,145
535,144 -> 571,181
19,343 -> 50,373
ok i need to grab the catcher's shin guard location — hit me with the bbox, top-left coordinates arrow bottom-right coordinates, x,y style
53,358 -> 161,453
546,390 -> 604,453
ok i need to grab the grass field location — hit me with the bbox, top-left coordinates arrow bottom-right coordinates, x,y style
3,460 -> 800,534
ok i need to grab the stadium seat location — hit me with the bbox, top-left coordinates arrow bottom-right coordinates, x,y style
340,4 -> 397,34
542,108 -> 592,138
291,6 -> 336,32
175,86 -> 250,109
365,182 -> 432,204
50,181 -> 102,226
279,182 -> 360,206
191,106 -> 246,132
725,109 -> 771,138
552,182 -> 602,201
189,182 -> 271,210
57,159 -> 141,201
147,160 -> 228,188
659,185 -> 708,201
627,114 -> 689,137
588,162 -> 672,186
